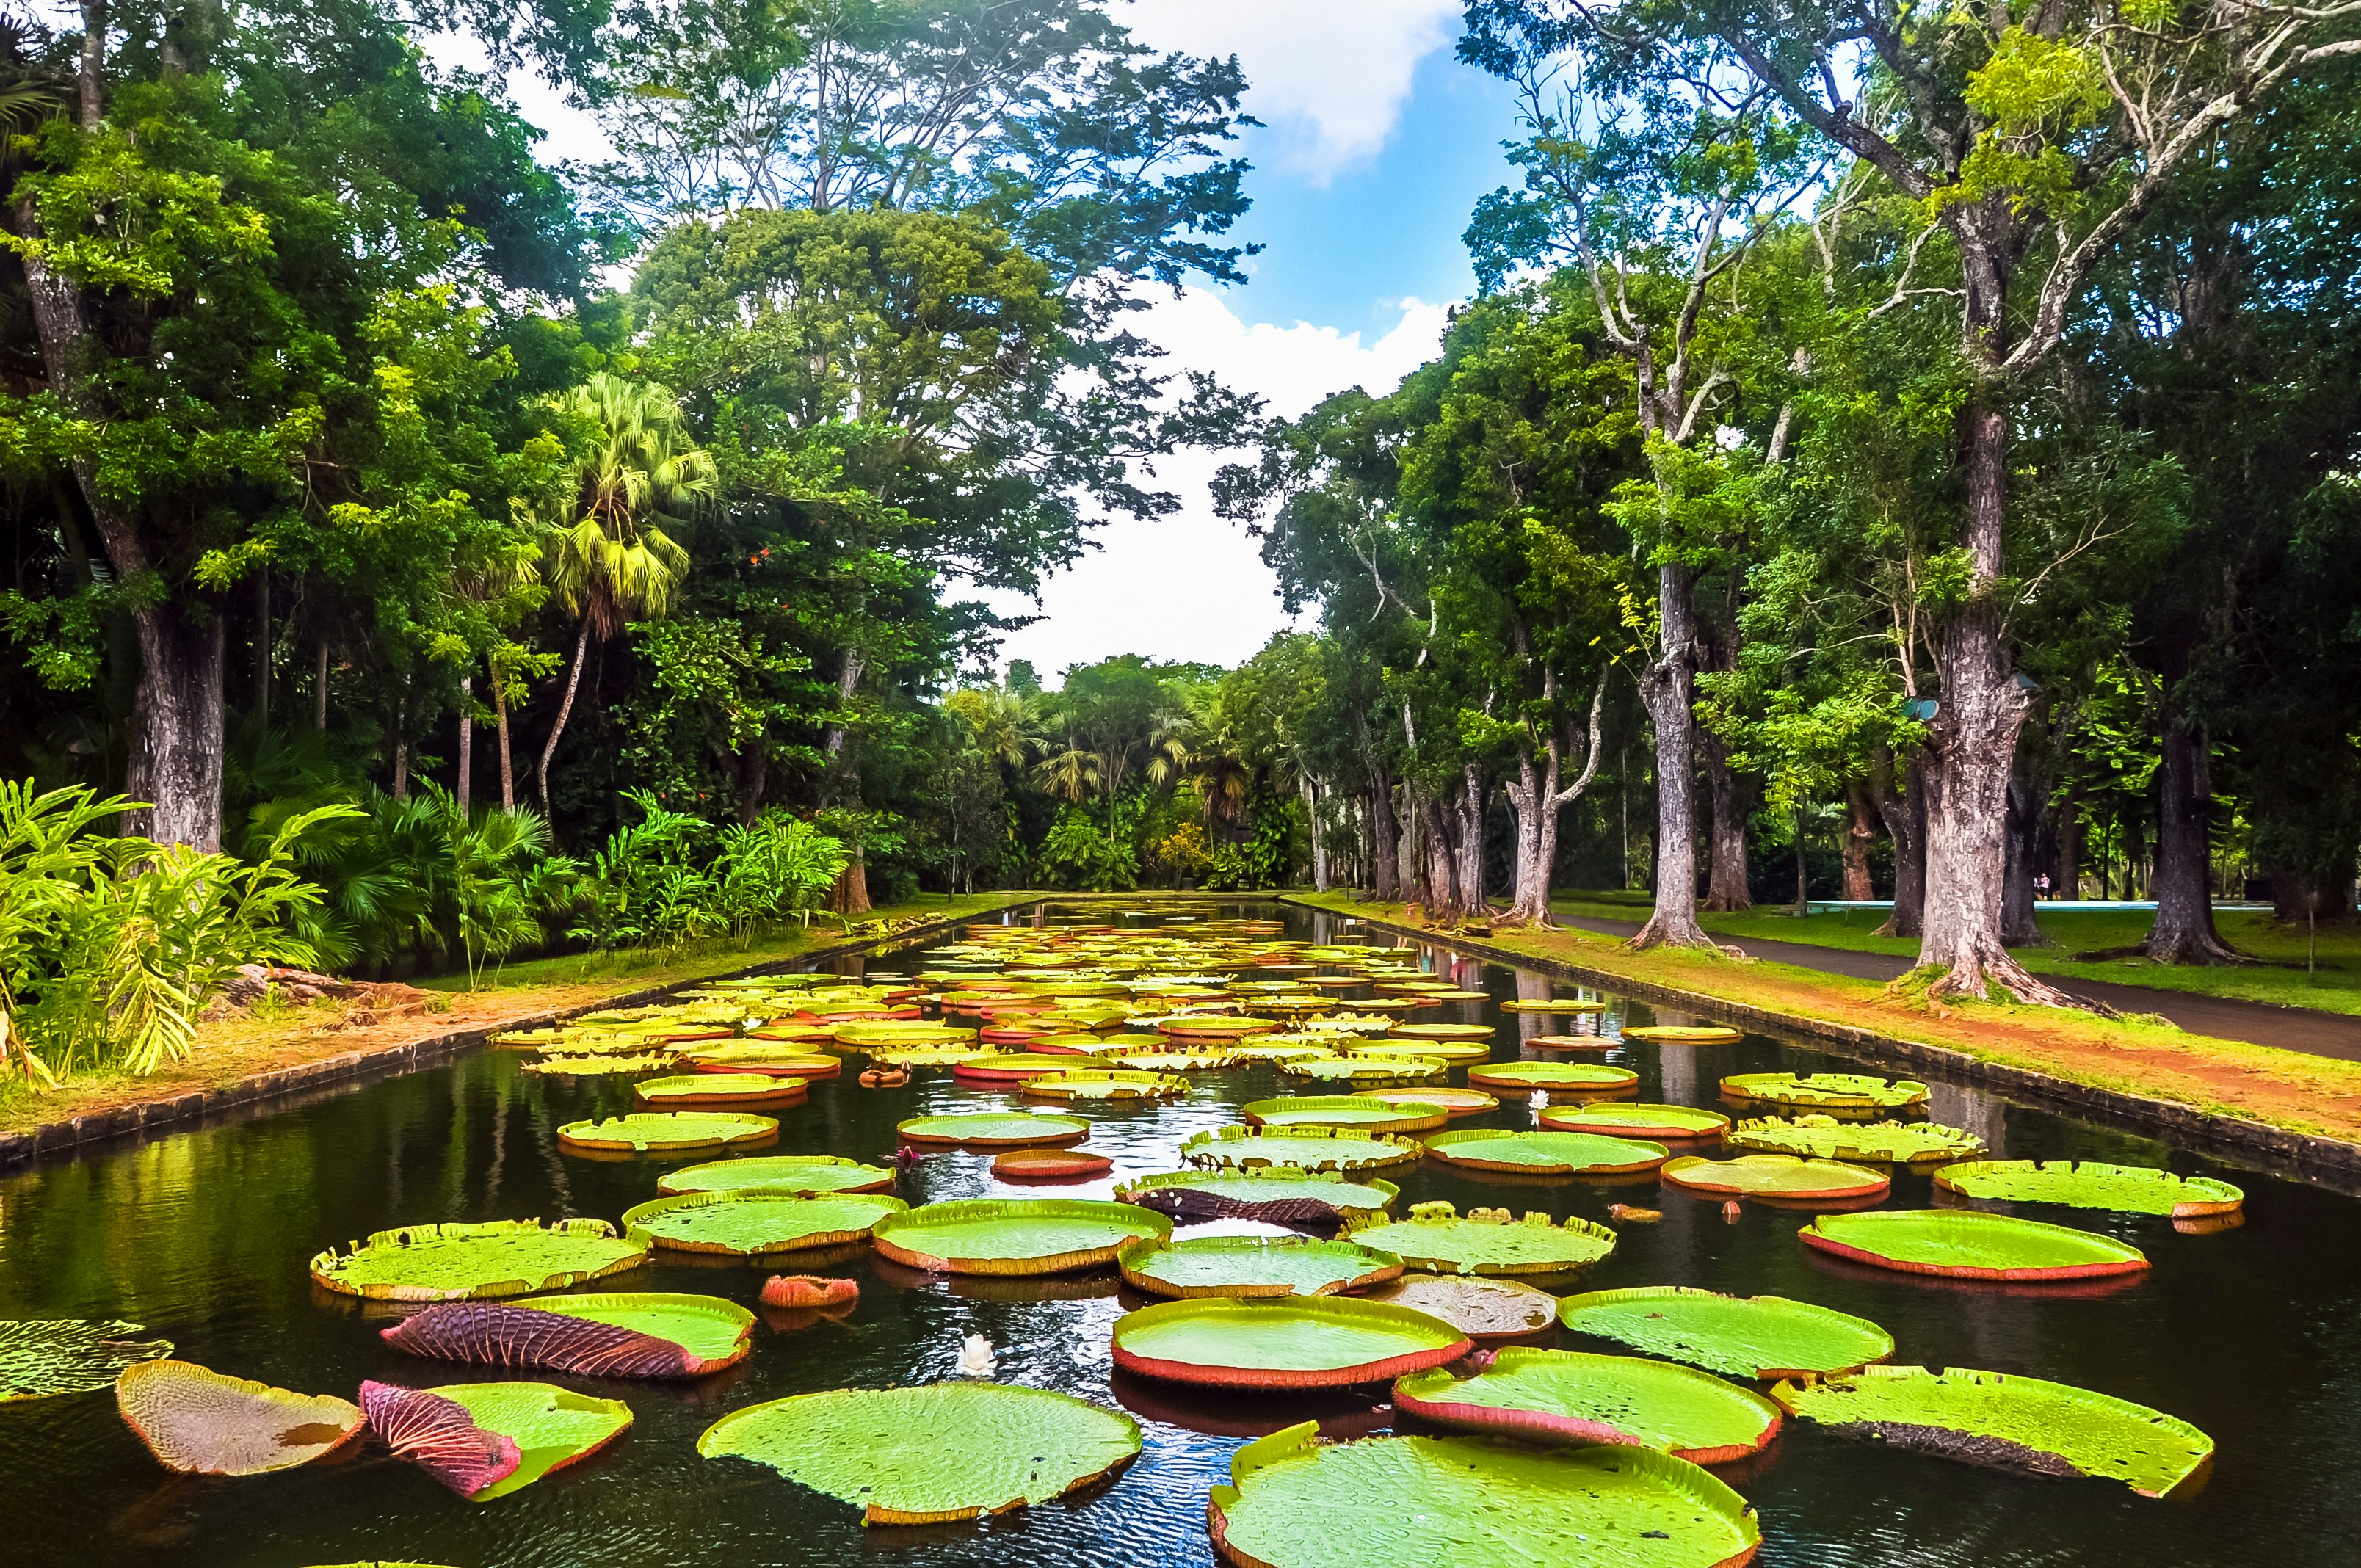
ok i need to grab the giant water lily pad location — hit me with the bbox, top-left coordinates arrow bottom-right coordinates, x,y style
697,1383 -> 1141,1525
1360,1276 -> 1560,1342
1620,1026 -> 1742,1045
1720,1072 -> 1929,1113
1117,1235 -> 1404,1299
833,1022 -> 976,1048
634,1072 -> 808,1110
623,1192 -> 908,1256
1769,1365 -> 2211,1496
1542,1103 -> 1730,1141
0,1319 -> 172,1400
1728,1117 -> 1984,1166
521,1052 -> 678,1078
1395,1348 -> 1782,1462
871,1198 -> 1169,1275
895,1111 -> 1093,1149
1208,1425 -> 1760,1568
1103,1048 -> 1246,1071
685,1045 -> 841,1078
1182,1125 -> 1423,1175
1799,1210 -> 2148,1280
951,1052 -> 1111,1083
369,1379 -> 631,1500
382,1292 -> 755,1376
1362,1034 -> 1494,1061
1116,1169 -> 1401,1224
1023,1069 -> 1187,1102
1111,1296 -> 1470,1390
1501,998 -> 1606,1014
658,1155 -> 896,1197
1467,1061 -> 1639,1094
1556,1287 -> 1894,1379
1367,1086 -> 1498,1117
557,1112 -> 778,1155
1276,1053 -> 1448,1085
311,1219 -> 648,1301
116,1360 -> 363,1475
1348,1204 -> 1618,1277
1243,1095 -> 1446,1134
1932,1159 -> 2244,1217
1425,1129 -> 1670,1177
1662,1154 -> 1890,1204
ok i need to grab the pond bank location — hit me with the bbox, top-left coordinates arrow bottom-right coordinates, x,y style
0,891 -> 1033,1167
1287,891 -> 2361,1180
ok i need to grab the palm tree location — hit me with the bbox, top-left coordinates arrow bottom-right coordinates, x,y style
524,374 -> 719,811
1032,738 -> 1104,806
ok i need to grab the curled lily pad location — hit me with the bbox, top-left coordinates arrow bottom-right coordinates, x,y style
1208,1423 -> 1761,1568
896,1111 -> 1092,1149
1112,1296 -> 1470,1390
1556,1287 -> 1895,1379
1932,1159 -> 2244,1217
1424,1129 -> 1669,1177
1396,1348 -> 1782,1462
1021,1069 -> 1188,1101
557,1112 -> 778,1155
1799,1210 -> 2148,1280
697,1383 -> 1141,1525
1719,1072 -> 1929,1114
116,1360 -> 363,1475
369,1380 -> 631,1500
1541,1103 -> 1730,1141
360,1381 -> 520,1497
1620,1026 -> 1742,1045
1243,1095 -> 1446,1134
1348,1202 -> 1617,1278
0,1319 -> 172,1400
1115,1169 -> 1401,1224
1467,1061 -> 1639,1094
1661,1154 -> 1890,1205
1727,1116 -> 1984,1166
1182,1125 -> 1423,1175
1769,1365 -> 2212,1497
310,1219 -> 648,1302
1359,1275 -> 1560,1342
1116,1235 -> 1404,1299
622,1192 -> 908,1257
381,1292 -> 755,1377
871,1198 -> 1169,1275
657,1155 -> 896,1197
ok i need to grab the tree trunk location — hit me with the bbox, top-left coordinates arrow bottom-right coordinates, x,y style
253,570 -> 270,724
537,621 -> 592,815
1504,678 -> 1606,924
1456,763 -> 1487,915
313,637 -> 330,730
2271,862 -> 2355,926
456,674 -> 473,816
123,597 -> 228,849
1843,782 -> 1876,901
1702,733 -> 1752,911
1871,747 -> 1927,938
1368,770 -> 1401,901
736,745 -> 769,825
2141,713 -> 2245,962
830,854 -> 872,918
1632,561 -> 1719,948
2053,784 -> 2082,899
2001,775 -> 2047,946
1301,774 -> 1330,892
493,667 -> 515,813
1418,794 -> 1461,921
392,736 -> 409,800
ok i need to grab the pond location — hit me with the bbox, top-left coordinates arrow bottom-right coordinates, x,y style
1,900 -> 2354,1567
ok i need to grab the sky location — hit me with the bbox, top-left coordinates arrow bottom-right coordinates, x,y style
476,1 -> 1528,687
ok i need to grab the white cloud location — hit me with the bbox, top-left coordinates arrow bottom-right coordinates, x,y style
984,289 -> 1449,682
1123,0 -> 1463,178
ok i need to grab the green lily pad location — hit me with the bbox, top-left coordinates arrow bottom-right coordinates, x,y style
1103,1048 -> 1246,1071
1661,1153 -> 1890,1203
1539,1102 -> 1731,1140
556,1112 -> 778,1155
0,1319 -> 172,1401
1720,1072 -> 1929,1112
950,1052 -> 1112,1081
1556,1287 -> 1895,1379
1466,1061 -> 1639,1093
622,1192 -> 908,1256
310,1219 -> 648,1302
1243,1095 -> 1446,1134
1360,1034 -> 1494,1061
698,1383 -> 1141,1525
435,1381 -> 633,1500
896,1111 -> 1092,1148
383,1292 -> 755,1376
1277,1053 -> 1448,1085
521,1052 -> 678,1077
1022,1070 -> 1188,1101
1115,1169 -> 1401,1224
1932,1159 -> 2244,1217
633,1073 -> 808,1109
1396,1348 -> 1782,1462
1727,1116 -> 1985,1165
871,1198 -> 1169,1275
1769,1365 -> 2212,1496
1367,1086 -> 1499,1116
1424,1129 -> 1670,1177
658,1155 -> 896,1197
1111,1296 -> 1470,1389
1116,1235 -> 1404,1299
1209,1424 -> 1760,1568
1799,1210 -> 2149,1280
1348,1202 -> 1618,1277
1180,1125 -> 1424,1174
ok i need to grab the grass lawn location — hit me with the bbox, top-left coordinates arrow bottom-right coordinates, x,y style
0,890 -> 1029,1138
1549,889 -> 2361,1016
1298,889 -> 2361,1150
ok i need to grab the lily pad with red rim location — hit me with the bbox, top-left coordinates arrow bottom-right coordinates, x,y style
1116,1235 -> 1404,1299
684,1045 -> 841,1078
1111,1296 -> 1470,1390
1556,1286 -> 1894,1379
871,1197 -> 1169,1275
1366,1086 -> 1498,1117
1395,1348 -> 1782,1462
381,1291 -> 755,1377
993,1147 -> 1114,1180
1520,1033 -> 1617,1051
622,1191 -> 908,1257
116,1360 -> 363,1475
1799,1209 -> 2150,1280
1424,1129 -> 1671,1177
1661,1154 -> 1890,1205
896,1111 -> 1092,1149
1467,1061 -> 1639,1095
1931,1159 -> 2244,1217
1542,1103 -> 1731,1141
368,1379 -> 631,1500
